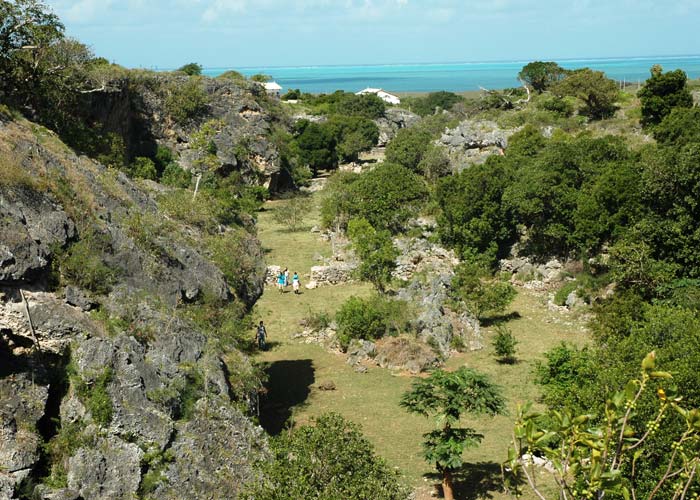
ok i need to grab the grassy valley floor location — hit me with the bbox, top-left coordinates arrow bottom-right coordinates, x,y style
252,195 -> 590,499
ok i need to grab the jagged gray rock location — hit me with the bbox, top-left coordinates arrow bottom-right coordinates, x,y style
439,120 -> 517,169
0,186 -> 75,283
154,398 -> 268,500
0,374 -> 49,498
375,107 -> 420,146
67,435 -> 143,499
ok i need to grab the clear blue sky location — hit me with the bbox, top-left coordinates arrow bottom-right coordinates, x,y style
47,0 -> 700,69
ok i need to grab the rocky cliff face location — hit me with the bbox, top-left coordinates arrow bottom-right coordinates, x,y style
0,113 -> 268,499
80,74 -> 287,191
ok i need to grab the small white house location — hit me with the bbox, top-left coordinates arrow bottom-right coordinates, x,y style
262,81 -> 282,98
355,87 -> 401,105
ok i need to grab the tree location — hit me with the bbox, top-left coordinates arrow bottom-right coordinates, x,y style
449,262 -> 517,320
347,218 -> 398,293
505,352 -> 700,500
553,68 -> 619,119
346,162 -> 427,232
385,127 -> 433,171
333,93 -> 386,119
492,325 -> 518,364
638,66 -> 693,128
335,295 -> 388,349
327,115 -> 379,162
245,413 -> 408,500
250,73 -> 271,82
653,106 -> 700,146
518,61 -> 568,92
401,368 -> 506,500
409,91 -> 464,116
177,62 -> 202,76
295,121 -> 337,174
272,196 -> 308,232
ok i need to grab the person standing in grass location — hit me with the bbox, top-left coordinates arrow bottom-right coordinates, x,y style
292,271 -> 300,294
256,320 -> 267,350
277,270 -> 286,293
284,268 -> 290,287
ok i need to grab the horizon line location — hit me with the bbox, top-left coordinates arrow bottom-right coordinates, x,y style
151,53 -> 700,73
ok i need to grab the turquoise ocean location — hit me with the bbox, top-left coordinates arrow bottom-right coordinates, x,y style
200,55 -> 700,94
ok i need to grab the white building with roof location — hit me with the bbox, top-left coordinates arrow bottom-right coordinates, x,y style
262,81 -> 282,98
355,87 -> 401,105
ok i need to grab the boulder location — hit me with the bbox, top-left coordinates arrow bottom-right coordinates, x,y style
375,108 -> 420,146
0,186 -> 76,283
67,435 -> 142,499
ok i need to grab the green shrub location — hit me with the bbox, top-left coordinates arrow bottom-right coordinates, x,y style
450,262 -> 517,320
165,78 -> 208,124
244,413 -> 408,500
302,309 -> 331,331
336,296 -> 387,350
272,196 -> 309,231
347,218 -> 398,292
492,325 -> 518,363
160,162 -> 191,188
554,280 -> 579,306
216,70 -> 245,81
129,157 -> 157,180
73,367 -> 114,426
346,162 -> 427,233
385,127 -> 433,171
177,62 -> 202,76
58,232 -> 119,295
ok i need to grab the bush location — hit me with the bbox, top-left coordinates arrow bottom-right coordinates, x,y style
129,157 -> 157,180
177,62 -> 202,76
336,296 -> 387,350
346,162 -> 427,232
638,66 -> 693,128
492,325 -> 518,363
347,218 -> 398,293
407,91 -> 464,116
450,262 -> 517,320
554,280 -> 579,306
165,78 -> 208,124
244,413 -> 408,500
73,367 -> 114,426
160,162 -> 191,188
272,196 -> 309,232
58,232 -> 119,295
385,127 -> 433,171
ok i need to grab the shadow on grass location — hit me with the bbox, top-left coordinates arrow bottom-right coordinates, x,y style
259,358 -> 315,435
481,311 -> 522,328
424,461 -> 504,500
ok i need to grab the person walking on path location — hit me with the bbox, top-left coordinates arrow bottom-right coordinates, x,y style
255,321 -> 267,350
277,270 -> 285,293
284,268 -> 290,287
292,271 -> 300,294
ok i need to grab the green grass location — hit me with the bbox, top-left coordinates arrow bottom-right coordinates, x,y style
252,194 -> 591,499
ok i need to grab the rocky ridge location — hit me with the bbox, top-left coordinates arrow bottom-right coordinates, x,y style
0,113 -> 268,499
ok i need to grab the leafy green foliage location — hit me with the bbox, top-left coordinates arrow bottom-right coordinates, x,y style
73,367 -> 114,426
401,367 -> 506,496
294,120 -> 337,174
347,218 -> 398,292
653,106 -> 700,146
518,61 -> 568,92
335,295 -> 388,349
129,156 -> 157,180
344,162 -> 427,232
638,66 -> 693,128
56,231 -> 119,294
384,127 -> 433,171
244,413 -> 408,500
165,77 -> 208,124
449,262 -> 517,320
281,88 -> 301,100
160,162 -> 191,188
301,90 -> 386,119
272,196 -> 309,231
177,62 -> 202,76
553,68 -> 619,119
506,353 -> 700,500
405,91 -> 465,116
216,70 -> 245,81
492,325 -> 518,363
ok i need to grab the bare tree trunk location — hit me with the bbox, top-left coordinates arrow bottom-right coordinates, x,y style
442,469 -> 455,500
